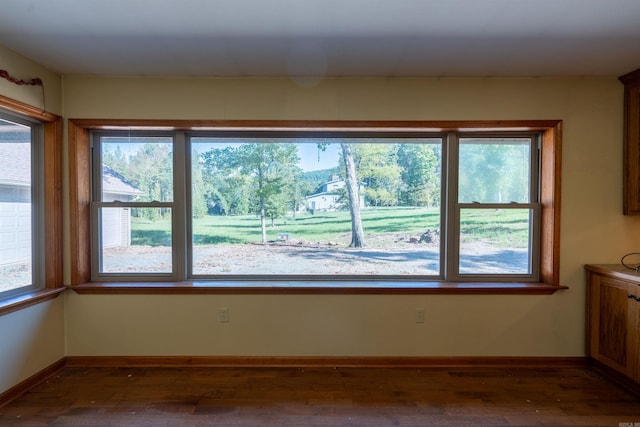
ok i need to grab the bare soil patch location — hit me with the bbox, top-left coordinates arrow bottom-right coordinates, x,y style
1,234 -> 528,293
0,262 -> 31,293
192,239 -> 441,275
102,233 -> 527,276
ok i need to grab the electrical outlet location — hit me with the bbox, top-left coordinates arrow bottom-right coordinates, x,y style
219,307 -> 230,323
415,308 -> 425,323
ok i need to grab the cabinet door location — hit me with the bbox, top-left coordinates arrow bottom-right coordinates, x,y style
589,275 -> 631,375
629,283 -> 640,382
620,68 -> 640,214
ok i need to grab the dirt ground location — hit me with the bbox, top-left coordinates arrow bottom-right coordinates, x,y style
0,262 -> 31,293
0,236 -> 528,293
100,233 -> 528,276
192,240 -> 442,276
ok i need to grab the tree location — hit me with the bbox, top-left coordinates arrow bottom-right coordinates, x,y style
340,142 -> 366,247
289,177 -> 308,219
102,144 -> 127,175
352,143 -> 401,206
203,143 -> 299,243
458,142 -> 528,203
201,146 -> 252,215
121,142 -> 173,221
243,143 -> 298,242
397,143 -> 441,207
190,148 -> 208,218
264,187 -> 287,226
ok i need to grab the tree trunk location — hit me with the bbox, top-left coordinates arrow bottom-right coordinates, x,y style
258,167 -> 267,243
260,196 -> 267,243
341,143 -> 365,247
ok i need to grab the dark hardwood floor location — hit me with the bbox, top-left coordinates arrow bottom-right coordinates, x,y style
1,365 -> 639,426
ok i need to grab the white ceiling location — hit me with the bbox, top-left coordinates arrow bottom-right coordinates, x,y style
1,0 -> 639,78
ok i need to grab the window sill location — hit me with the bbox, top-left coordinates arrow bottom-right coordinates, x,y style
0,288 -> 66,316
70,281 -> 567,295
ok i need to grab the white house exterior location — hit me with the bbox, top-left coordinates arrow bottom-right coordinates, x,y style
0,142 -> 32,267
101,165 -> 144,248
304,178 -> 365,212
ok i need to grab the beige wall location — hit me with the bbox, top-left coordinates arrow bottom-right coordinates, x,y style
0,45 -> 65,395
63,75 -> 640,357
0,298 -> 65,394
65,292 -> 571,357
0,44 -> 63,115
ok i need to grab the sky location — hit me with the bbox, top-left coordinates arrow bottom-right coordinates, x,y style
190,140 -> 342,172
296,142 -> 341,171
103,137 -> 343,172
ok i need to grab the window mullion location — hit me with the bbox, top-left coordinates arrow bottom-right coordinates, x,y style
90,133 -> 101,279
93,201 -> 173,208
458,202 -> 538,209
184,133 -> 195,280
174,132 -> 187,281
444,132 -> 459,281
31,123 -> 46,289
532,134 -> 541,203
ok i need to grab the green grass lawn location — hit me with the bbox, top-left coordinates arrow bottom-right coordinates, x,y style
191,206 -> 441,245
131,206 -> 530,248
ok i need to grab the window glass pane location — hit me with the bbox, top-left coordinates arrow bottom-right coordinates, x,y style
458,138 -> 531,203
100,207 -> 172,273
0,118 -> 32,293
459,208 -> 531,275
190,138 -> 442,276
101,137 -> 173,202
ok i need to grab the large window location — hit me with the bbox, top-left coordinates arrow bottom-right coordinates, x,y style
0,112 -> 44,298
89,128 -> 548,283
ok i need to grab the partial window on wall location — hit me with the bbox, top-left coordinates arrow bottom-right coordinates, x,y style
0,111 -> 43,298
451,136 -> 540,280
92,134 -> 179,279
90,129 -> 542,283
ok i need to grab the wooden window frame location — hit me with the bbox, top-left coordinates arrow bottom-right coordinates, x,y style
69,119 -> 563,295
0,95 -> 64,315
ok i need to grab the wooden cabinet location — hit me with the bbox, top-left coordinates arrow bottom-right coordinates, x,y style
586,264 -> 640,383
620,68 -> 640,214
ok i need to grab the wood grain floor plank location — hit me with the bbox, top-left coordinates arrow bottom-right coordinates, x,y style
0,366 -> 639,426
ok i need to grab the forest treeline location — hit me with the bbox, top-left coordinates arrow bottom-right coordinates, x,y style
103,139 -> 529,223
103,142 -> 442,220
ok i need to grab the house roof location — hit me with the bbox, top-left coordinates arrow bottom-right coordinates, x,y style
0,0 -> 639,77
0,142 -> 142,197
306,191 -> 340,200
102,165 -> 144,197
